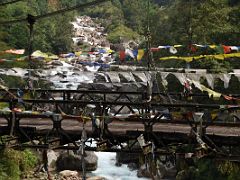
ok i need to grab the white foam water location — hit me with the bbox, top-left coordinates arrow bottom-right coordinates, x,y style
90,152 -> 150,180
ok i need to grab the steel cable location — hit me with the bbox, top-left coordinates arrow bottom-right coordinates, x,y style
0,0 -> 109,25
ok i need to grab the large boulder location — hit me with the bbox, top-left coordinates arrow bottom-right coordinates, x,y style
56,151 -> 98,172
94,73 -> 109,83
51,60 -> 63,66
118,83 -> 141,92
77,83 -> 93,90
118,72 -> 135,83
116,152 -> 140,165
91,83 -> 114,91
47,150 -> 59,171
106,72 -> 120,83
132,72 -> 147,82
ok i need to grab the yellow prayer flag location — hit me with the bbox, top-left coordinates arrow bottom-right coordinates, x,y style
107,49 -> 114,53
201,85 -> 221,99
209,45 -> 216,49
159,53 -> 240,62
137,49 -> 145,61
173,45 -> 183,48
75,51 -> 82,57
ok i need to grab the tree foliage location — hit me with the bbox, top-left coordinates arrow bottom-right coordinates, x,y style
0,0 -> 239,60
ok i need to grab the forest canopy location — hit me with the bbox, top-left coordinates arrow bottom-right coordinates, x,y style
0,0 -> 239,68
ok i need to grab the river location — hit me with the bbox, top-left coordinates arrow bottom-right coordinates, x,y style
90,152 -> 150,180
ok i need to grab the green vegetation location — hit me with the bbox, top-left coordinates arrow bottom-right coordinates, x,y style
0,60 -> 30,69
0,0 -> 239,70
0,0 -> 76,53
0,148 -> 38,180
176,158 -> 240,180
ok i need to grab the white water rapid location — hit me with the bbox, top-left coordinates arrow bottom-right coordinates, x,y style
90,152 -> 150,180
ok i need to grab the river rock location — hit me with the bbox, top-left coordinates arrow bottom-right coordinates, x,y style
56,151 -> 98,171
106,72 -> 120,83
118,72 -> 136,82
118,65 -> 137,71
77,83 -> 93,90
56,72 -> 67,78
47,150 -> 59,171
127,163 -> 139,170
59,170 -> 81,180
51,60 -> 63,66
94,73 -> 109,83
132,72 -> 147,82
87,176 -> 106,180
116,152 -> 140,165
137,165 -> 152,178
118,83 -> 140,92
91,83 -> 114,91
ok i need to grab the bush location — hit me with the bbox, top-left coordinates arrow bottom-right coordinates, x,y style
0,148 -> 38,180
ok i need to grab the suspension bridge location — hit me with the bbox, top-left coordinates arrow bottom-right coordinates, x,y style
0,89 -> 239,160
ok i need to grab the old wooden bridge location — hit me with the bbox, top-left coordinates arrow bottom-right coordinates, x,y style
0,89 -> 240,159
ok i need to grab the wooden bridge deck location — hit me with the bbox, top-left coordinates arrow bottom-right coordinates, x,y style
1,117 -> 240,136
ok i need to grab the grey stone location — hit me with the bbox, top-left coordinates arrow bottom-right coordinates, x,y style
132,72 -> 147,82
127,163 -> 139,171
91,83 -> 114,91
56,151 -> 98,172
116,152 -> 140,165
77,83 -> 93,90
106,72 -> 120,83
59,170 -> 81,180
94,73 -> 109,83
118,72 -> 135,83
47,150 -> 59,171
51,61 -> 63,66
118,83 -> 139,92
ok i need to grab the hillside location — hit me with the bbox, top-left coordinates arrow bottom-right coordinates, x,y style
0,0 -> 240,70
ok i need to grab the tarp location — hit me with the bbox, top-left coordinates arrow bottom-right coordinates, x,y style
31,50 -> 48,58
32,50 -> 58,59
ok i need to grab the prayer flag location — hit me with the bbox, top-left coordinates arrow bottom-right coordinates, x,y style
5,49 -> 25,55
137,49 -> 145,61
119,51 -> 125,61
223,45 -> 231,54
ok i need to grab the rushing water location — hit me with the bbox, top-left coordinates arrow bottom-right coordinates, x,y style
90,152 -> 150,180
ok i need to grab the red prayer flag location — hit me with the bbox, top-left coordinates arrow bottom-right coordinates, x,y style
223,45 -> 231,54
151,48 -> 160,52
119,51 -> 125,61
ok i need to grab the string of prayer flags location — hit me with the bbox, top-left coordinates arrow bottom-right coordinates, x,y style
150,48 -> 160,52
159,52 -> 240,62
125,49 -> 135,58
118,49 -> 145,61
157,44 -> 240,54
4,49 -> 25,55
169,46 -> 178,54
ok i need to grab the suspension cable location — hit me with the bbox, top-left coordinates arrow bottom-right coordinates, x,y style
0,0 -> 23,6
0,0 -> 109,25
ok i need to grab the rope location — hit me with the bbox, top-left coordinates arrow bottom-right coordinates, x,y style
0,0 -> 109,25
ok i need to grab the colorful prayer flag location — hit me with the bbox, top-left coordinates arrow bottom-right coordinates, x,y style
137,49 -> 145,61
